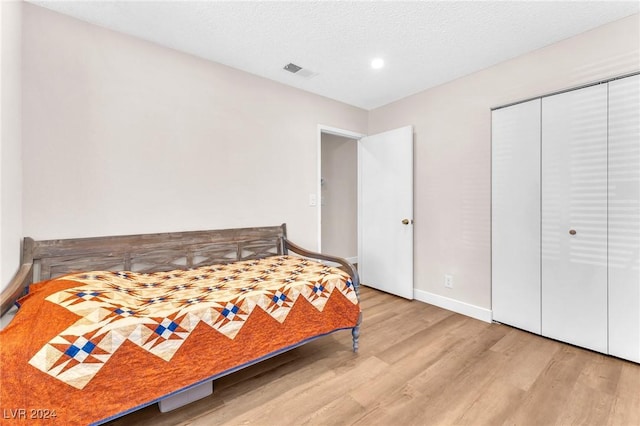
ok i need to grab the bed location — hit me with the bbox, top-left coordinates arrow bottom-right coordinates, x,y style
0,224 -> 361,425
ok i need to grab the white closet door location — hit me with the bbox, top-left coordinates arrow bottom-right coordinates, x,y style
608,74 -> 640,363
492,99 -> 541,333
541,84 -> 608,353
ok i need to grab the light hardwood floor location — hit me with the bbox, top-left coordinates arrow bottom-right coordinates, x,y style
107,286 -> 640,426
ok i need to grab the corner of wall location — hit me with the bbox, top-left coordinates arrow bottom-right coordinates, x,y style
0,0 -> 23,291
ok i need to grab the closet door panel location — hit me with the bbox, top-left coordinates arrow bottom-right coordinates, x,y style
492,99 -> 541,333
541,84 -> 608,353
608,74 -> 640,362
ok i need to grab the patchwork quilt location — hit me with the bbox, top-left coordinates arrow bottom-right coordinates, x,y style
0,255 -> 360,425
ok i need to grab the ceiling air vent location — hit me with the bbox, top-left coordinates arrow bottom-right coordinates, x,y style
283,63 -> 318,79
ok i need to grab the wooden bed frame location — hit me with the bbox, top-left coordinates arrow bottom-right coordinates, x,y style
0,224 -> 361,349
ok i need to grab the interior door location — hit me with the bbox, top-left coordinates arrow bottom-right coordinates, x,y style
358,125 -> 413,299
541,84 -> 608,354
491,99 -> 541,334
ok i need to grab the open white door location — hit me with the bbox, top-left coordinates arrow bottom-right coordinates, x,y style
358,125 -> 413,299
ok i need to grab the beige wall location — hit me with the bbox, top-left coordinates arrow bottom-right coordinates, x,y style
321,133 -> 357,260
11,4 -> 640,318
369,14 -> 640,311
0,0 -> 22,290
21,4 -> 367,253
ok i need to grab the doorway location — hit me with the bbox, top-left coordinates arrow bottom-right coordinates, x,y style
318,126 -> 363,263
317,124 -> 414,300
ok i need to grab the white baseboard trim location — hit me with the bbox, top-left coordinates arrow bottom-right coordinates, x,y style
413,289 -> 492,323
320,256 -> 357,267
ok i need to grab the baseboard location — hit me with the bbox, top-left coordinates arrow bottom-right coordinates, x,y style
321,256 -> 357,267
413,289 -> 492,323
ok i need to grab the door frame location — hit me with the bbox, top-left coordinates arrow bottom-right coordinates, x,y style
316,125 -> 366,255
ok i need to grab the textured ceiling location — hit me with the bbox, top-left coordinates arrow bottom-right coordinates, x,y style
28,1 -> 640,110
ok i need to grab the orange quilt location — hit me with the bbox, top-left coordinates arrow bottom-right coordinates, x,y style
0,256 -> 360,425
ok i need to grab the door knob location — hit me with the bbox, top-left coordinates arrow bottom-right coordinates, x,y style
402,219 -> 410,225
569,229 -> 577,235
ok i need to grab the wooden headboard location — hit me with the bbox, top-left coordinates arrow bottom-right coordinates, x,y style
1,223 -> 359,317
0,224 -> 289,316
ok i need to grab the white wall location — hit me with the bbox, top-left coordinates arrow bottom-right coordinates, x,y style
0,0 -> 23,291
369,14 -> 640,315
21,4 -> 367,252
321,133 -> 357,260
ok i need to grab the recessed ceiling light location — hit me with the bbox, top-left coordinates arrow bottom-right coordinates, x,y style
371,58 -> 384,69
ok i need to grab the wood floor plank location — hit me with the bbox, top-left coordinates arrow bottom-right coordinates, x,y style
300,394 -> 366,426
218,356 -> 388,426
373,310 -> 463,365
607,361 -> 640,426
398,339 -> 512,425
348,319 -> 468,409
454,377 -> 525,426
106,286 -> 640,426
555,383 -> 615,426
576,352 -> 623,395
501,345 -> 593,426
489,327 -> 562,391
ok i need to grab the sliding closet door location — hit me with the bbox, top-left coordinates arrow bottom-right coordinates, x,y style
492,99 -> 541,333
541,84 -> 608,353
608,74 -> 640,362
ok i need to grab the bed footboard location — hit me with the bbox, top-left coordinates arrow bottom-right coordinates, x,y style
283,238 -> 361,352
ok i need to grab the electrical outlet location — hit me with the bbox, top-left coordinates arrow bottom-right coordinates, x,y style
444,274 -> 453,289
309,194 -> 317,206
